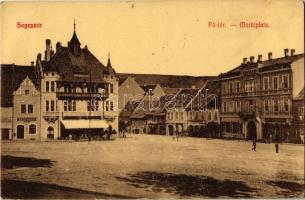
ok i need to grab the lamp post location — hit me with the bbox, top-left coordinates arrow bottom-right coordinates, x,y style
101,89 -> 108,120
205,89 -> 209,111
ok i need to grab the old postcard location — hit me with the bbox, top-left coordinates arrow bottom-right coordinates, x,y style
0,0 -> 304,199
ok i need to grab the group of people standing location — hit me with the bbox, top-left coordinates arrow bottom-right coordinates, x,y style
252,139 -> 279,153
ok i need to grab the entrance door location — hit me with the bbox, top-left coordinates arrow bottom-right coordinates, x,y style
247,120 -> 257,140
17,125 -> 24,139
47,127 -> 54,139
168,125 -> 174,136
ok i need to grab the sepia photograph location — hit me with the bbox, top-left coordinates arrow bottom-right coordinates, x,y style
0,0 -> 304,199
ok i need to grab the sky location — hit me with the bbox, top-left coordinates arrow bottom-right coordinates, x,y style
1,0 -> 304,76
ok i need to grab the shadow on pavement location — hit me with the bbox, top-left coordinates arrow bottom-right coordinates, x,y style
266,180 -> 304,197
116,171 -> 258,198
1,155 -> 54,169
1,179 -> 135,199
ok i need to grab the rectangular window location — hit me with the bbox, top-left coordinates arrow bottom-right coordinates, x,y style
46,81 -> 49,92
50,100 -> 55,111
110,84 -> 114,93
106,101 -> 109,111
223,102 -> 227,112
25,90 -> 30,95
28,104 -> 33,113
68,100 -> 72,111
180,112 -> 183,120
236,82 -> 240,93
21,104 -> 27,113
94,101 -> 99,111
110,101 -> 114,111
283,75 -> 288,89
229,83 -> 233,94
64,101 -> 68,111
264,77 -> 268,90
46,100 -> 49,112
29,125 -> 36,134
273,77 -> 278,90
87,101 -> 91,111
274,99 -> 279,112
72,101 -> 76,111
175,112 -> 178,120
264,99 -> 269,112
284,99 -> 289,112
51,81 -> 55,92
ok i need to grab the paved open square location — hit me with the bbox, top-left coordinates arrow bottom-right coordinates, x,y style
1,135 -> 304,198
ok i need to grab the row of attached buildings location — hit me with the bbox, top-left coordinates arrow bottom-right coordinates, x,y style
1,24 -> 304,143
118,49 -> 304,143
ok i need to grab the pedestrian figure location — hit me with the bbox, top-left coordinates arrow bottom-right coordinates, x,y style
252,139 -> 256,151
275,143 -> 279,153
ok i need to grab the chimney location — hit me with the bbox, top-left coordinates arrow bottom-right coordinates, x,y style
84,45 -> 88,49
268,52 -> 272,60
291,49 -> 295,56
250,56 -> 255,63
31,61 -> 34,66
284,48 -> 289,57
257,55 -> 262,62
45,39 -> 51,61
56,42 -> 61,52
242,57 -> 247,64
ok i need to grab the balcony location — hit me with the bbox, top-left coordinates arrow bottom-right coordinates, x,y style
56,92 -> 109,100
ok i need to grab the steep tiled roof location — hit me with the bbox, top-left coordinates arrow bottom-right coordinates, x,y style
131,94 -> 172,118
141,84 -> 157,93
167,88 -> 199,108
186,80 -> 220,110
120,100 -> 142,117
162,87 -> 181,96
44,46 -> 107,83
1,64 -> 38,107
117,73 -> 215,88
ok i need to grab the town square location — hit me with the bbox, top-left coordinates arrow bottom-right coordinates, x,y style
2,135 -> 304,198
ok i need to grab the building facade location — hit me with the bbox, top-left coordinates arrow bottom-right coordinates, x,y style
219,49 -> 304,141
1,24 -> 119,140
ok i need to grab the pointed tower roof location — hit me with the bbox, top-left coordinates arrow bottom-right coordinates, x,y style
68,20 -> 81,50
104,52 -> 116,75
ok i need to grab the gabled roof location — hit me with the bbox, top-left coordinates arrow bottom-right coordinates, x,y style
141,84 -> 157,93
1,64 -> 38,107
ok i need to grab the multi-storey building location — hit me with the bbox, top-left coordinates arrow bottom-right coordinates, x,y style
292,88 -> 304,143
1,24 -> 119,140
1,65 -> 40,140
219,49 -> 304,141
166,80 -> 220,136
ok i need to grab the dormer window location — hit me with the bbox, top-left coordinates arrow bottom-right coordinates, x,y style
25,90 -> 29,95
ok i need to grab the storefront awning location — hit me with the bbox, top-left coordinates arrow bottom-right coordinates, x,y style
61,120 -> 109,129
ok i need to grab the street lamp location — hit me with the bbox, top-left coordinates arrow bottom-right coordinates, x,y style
205,89 -> 209,111
100,89 -> 108,120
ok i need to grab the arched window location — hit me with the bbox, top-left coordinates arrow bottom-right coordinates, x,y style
29,124 -> 36,134
47,127 -> 54,139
